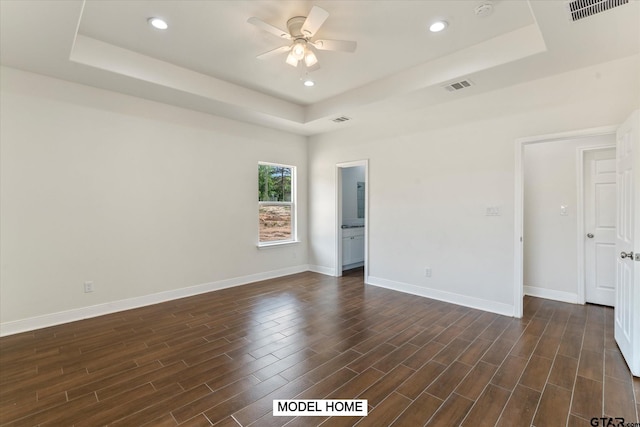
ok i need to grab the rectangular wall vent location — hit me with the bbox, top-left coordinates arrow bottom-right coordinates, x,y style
565,0 -> 628,21
332,116 -> 351,123
443,79 -> 473,92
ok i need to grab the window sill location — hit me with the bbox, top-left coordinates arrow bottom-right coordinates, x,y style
257,240 -> 301,249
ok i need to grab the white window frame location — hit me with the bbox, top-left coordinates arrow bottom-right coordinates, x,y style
258,162 -> 297,247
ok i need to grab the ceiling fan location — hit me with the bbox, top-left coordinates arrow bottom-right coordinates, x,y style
247,6 -> 357,70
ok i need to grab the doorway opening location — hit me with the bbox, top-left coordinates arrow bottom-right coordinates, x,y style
336,160 -> 368,280
514,126 -> 617,317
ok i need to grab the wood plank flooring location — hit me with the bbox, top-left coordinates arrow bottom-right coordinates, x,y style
1,269 -> 638,426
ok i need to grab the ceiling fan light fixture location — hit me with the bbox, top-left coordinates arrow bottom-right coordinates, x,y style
304,50 -> 318,67
429,20 -> 448,32
148,17 -> 168,30
285,52 -> 299,67
303,79 -> 315,87
292,41 -> 306,60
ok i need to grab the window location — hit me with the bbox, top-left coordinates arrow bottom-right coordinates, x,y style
258,162 -> 296,245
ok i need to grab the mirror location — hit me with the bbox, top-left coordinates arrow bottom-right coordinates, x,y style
357,182 -> 365,219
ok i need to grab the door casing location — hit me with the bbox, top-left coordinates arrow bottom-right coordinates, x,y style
335,160 -> 369,280
514,126 -> 618,317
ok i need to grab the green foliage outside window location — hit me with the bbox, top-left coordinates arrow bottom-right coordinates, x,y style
258,164 -> 292,202
258,163 -> 295,243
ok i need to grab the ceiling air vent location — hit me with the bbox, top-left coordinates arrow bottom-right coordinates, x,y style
332,116 -> 351,123
565,0 -> 628,22
443,79 -> 474,92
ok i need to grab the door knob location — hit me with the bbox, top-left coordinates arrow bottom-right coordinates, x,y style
620,251 -> 634,260
586,233 -> 594,238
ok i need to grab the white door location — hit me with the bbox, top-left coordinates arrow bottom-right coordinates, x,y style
615,110 -> 640,377
584,148 -> 616,306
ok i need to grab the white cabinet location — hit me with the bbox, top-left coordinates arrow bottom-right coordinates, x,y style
349,234 -> 364,263
342,228 -> 365,267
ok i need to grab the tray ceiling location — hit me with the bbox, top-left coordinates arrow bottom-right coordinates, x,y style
1,0 -> 638,135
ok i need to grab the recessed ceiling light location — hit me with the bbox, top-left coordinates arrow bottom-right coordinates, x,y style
429,20 -> 448,32
148,17 -> 168,30
303,80 -> 315,87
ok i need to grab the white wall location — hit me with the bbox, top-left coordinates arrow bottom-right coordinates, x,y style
2,53 -> 638,332
342,166 -> 365,226
523,135 -> 615,302
0,67 -> 308,329
308,55 -> 639,316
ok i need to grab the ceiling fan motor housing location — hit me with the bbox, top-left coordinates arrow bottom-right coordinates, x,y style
287,16 -> 308,38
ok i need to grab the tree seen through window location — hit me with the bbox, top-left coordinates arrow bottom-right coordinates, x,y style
258,164 -> 295,243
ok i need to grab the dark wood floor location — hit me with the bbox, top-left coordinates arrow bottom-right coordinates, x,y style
1,270 -> 638,426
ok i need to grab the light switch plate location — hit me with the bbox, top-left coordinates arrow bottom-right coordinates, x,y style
485,206 -> 501,216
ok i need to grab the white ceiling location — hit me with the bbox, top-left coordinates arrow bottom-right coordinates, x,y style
1,0 -> 639,135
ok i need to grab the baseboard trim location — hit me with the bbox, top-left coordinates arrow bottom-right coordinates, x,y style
343,262 -> 364,270
367,276 -> 515,317
0,265 -> 310,337
308,264 -> 336,276
524,286 -> 579,304
1,267 -> 528,336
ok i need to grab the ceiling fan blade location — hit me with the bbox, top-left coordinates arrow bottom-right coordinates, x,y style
312,39 -> 357,53
301,6 -> 329,37
256,45 -> 291,59
247,17 -> 291,39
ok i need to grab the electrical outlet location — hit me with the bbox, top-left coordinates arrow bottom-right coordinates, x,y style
425,267 -> 432,277
84,281 -> 94,293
